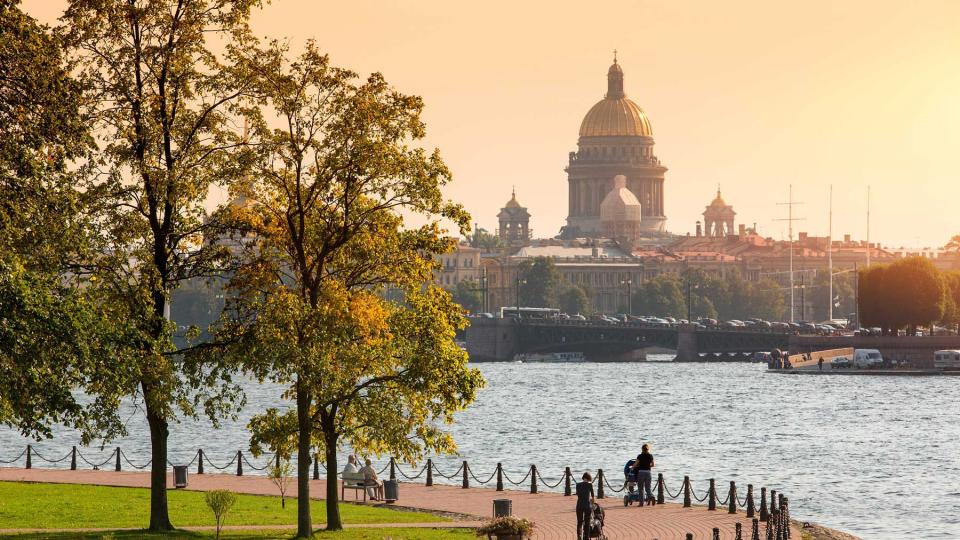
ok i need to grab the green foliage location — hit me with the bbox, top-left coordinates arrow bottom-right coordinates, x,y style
475,516 -> 535,537
0,481 -> 443,529
811,271 -> 856,321
860,257 -> 946,332
560,284 -> 591,316
468,228 -> 502,252
632,274 -> 685,318
205,490 -> 237,540
452,280 -> 483,313
266,459 -> 293,509
518,257 -> 561,308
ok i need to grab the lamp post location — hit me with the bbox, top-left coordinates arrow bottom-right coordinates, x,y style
686,275 -> 699,322
621,279 -> 632,314
515,274 -> 526,316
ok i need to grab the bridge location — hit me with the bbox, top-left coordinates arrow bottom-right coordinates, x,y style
464,318 -> 790,361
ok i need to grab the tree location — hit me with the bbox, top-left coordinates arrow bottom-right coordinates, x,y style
452,280 -> 483,313
946,234 -> 960,252
860,257 -> 946,333
560,284 -> 590,315
469,228 -> 502,253
204,490 -> 236,540
749,278 -> 787,321
518,257 -> 561,308
60,1 -> 258,530
267,458 -> 293,509
210,41 -> 482,536
0,1 -> 127,445
633,274 -> 684,318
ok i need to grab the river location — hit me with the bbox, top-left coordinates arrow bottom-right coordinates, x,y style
1,360 -> 958,539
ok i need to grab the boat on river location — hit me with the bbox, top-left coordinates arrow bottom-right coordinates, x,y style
513,351 -> 586,363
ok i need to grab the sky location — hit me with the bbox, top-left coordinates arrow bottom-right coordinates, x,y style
22,0 -> 960,248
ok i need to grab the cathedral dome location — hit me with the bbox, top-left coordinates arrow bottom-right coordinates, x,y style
579,60 -> 653,138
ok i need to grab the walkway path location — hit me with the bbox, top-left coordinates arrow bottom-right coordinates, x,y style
0,468 -> 801,539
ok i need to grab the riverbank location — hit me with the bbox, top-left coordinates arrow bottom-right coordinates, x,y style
0,468 -> 808,539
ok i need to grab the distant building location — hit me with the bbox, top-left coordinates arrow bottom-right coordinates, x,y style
701,189 -> 736,237
600,175 -> 644,249
566,57 -> 667,235
434,244 -> 481,288
497,189 -> 531,246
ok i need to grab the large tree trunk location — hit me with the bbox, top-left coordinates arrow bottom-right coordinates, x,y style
144,383 -> 173,531
324,425 -> 342,531
295,378 -> 312,538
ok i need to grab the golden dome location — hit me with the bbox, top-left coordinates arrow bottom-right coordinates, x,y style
579,60 -> 653,138
579,98 -> 653,137
709,188 -> 728,207
504,187 -> 522,208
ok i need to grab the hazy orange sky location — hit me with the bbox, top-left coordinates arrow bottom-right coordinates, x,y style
24,0 -> 960,248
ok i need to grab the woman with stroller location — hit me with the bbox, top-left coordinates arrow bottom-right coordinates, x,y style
631,444 -> 656,505
575,472 -> 595,540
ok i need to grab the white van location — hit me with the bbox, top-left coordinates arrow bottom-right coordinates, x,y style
853,349 -> 883,368
934,350 -> 960,369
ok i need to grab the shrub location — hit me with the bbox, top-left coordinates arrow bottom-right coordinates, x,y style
204,489 -> 237,540
476,516 -> 535,537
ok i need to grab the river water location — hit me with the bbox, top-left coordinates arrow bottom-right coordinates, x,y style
2,360 -> 958,539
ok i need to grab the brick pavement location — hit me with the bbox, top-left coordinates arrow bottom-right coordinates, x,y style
0,468 -> 801,539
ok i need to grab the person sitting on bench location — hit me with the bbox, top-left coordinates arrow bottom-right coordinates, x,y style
359,458 -> 384,501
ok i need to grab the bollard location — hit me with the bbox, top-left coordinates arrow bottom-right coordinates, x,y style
462,460 -> 469,489
752,518 -> 760,540
683,476 -> 691,508
728,481 -> 737,514
530,464 -> 538,494
769,490 -> 777,513
389,457 -> 396,481
563,466 -> 571,496
497,463 -> 504,492
746,484 -> 756,518
198,449 -> 204,474
26,445 -> 31,469
778,493 -> 785,513
596,469 -> 604,499
115,447 -> 121,472
713,528 -> 720,540
656,473 -> 665,504
766,514 -> 775,540
313,453 -> 319,480
708,478 -> 717,511
735,522 -> 743,540
426,458 -> 433,486
782,498 -> 790,539
686,534 -> 694,540
70,446 -> 77,471
759,487 -> 769,522
237,451 -> 243,476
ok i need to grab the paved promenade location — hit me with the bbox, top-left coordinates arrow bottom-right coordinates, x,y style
0,468 -> 801,539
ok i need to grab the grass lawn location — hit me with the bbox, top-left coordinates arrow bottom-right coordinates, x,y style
0,528 -> 475,539
0,482 -> 445,529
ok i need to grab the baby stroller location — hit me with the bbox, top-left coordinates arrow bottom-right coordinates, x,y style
622,459 -> 656,507
588,502 -> 607,539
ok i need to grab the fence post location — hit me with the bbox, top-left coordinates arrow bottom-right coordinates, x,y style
759,487 -> 769,522
746,484 -> 755,518
236,451 -> 243,476
527,464 -> 536,494
683,475 -> 691,508
735,522 -> 743,540
707,478 -> 716,510
26,445 -> 31,469
713,527 -> 720,540
389,457 -> 396,481
426,458 -> 433,486
770,490 -> 778,513
70,446 -> 77,471
198,449 -> 204,475
686,534 -> 694,540
563,466 -> 571,496
782,498 -> 790,539
596,469 -> 604,499
115,447 -> 121,472
496,463 -> 504,491
656,473 -> 665,504
752,518 -> 760,540
462,460 -> 469,488
728,480 -> 737,514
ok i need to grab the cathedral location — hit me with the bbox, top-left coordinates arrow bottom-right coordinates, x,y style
565,57 -> 668,238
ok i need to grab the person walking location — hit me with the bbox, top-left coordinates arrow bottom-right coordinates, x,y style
575,472 -> 595,540
631,444 -> 656,505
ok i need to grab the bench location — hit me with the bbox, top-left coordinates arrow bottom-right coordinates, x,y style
341,471 -> 368,501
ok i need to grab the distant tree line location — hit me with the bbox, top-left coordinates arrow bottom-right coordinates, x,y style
859,256 -> 960,333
